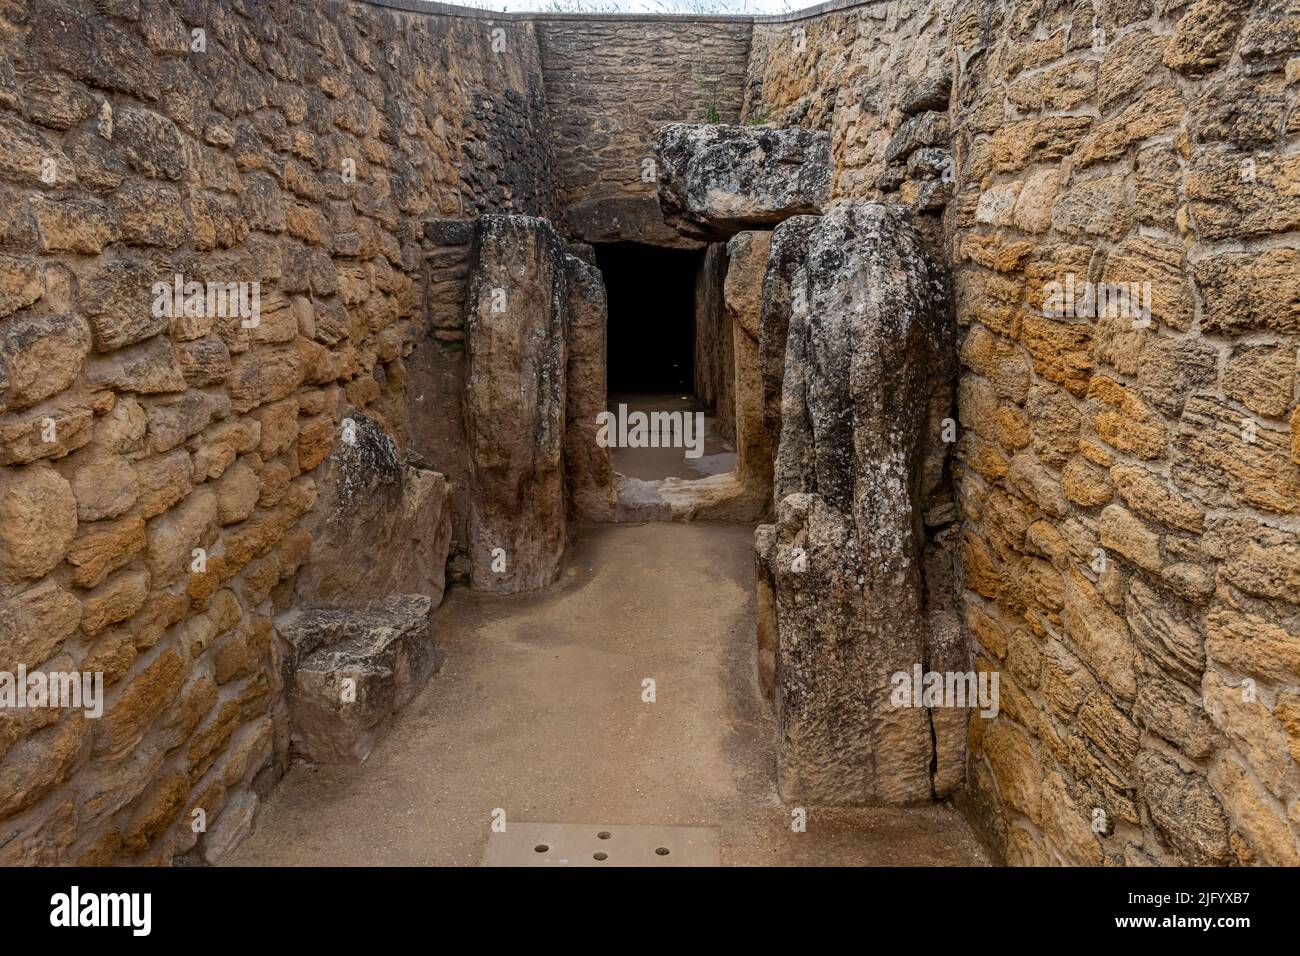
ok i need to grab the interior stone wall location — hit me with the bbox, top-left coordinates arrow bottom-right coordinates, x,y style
949,0 -> 1300,868
744,0 -> 959,206
536,15 -> 752,247
748,0 -> 1300,866
0,0 -> 552,864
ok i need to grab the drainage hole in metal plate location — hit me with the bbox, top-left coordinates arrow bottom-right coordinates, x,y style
534,845 -> 549,853
655,847 -> 670,856
597,831 -> 611,840
593,852 -> 608,861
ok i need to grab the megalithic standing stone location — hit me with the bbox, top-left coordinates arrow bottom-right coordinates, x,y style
464,216 -> 570,594
756,202 -> 950,805
562,253 -> 616,522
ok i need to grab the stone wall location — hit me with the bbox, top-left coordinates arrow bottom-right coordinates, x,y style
948,0 -> 1300,867
536,15 -> 752,247
746,0 -> 1300,866
0,0 -> 552,864
3,0 -> 1296,868
744,0 -> 958,208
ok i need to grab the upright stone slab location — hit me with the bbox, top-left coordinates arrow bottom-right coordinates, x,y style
724,230 -> 775,507
655,124 -> 831,241
756,202 -> 950,805
693,243 -> 733,443
758,216 -> 819,448
563,253 -> 616,522
464,216 -> 570,593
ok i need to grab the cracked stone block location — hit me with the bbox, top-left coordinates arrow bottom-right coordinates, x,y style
294,409 -> 454,611
654,124 -> 831,241
278,595 -> 440,765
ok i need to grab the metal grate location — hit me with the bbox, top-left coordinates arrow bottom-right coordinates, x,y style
481,822 -> 721,867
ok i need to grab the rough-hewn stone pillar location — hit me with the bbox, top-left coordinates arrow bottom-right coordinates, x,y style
758,216 -> 819,453
694,243 -> 733,443
757,202 -> 950,805
563,253 -> 615,522
464,216 -> 570,593
724,231 -> 774,503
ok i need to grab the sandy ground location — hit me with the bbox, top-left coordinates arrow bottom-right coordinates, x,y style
228,522 -> 989,867
607,392 -> 735,481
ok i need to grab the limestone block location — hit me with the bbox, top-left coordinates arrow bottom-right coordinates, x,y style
655,124 -> 831,240
293,410 -> 453,611
278,596 -> 440,765
757,203 -> 949,805
562,254 -> 615,522
464,216 -> 569,594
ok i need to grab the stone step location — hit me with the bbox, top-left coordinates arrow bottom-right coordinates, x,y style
276,595 -> 441,765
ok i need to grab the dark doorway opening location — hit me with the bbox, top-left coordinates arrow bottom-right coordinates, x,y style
593,242 -> 733,483
596,243 -> 701,394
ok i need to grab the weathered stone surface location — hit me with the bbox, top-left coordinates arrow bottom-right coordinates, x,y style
725,230 -> 775,510
143,392 -> 231,455
80,568 -> 148,637
0,312 -> 90,414
0,0 -> 1289,870
0,255 -> 44,319
202,790 -> 257,864
1174,394 -> 1300,516
759,216 -> 817,447
1126,576 -> 1204,689
655,124 -> 831,240
0,714 -> 86,823
757,203 -> 950,805
294,411 -> 453,610
463,217 -> 568,594
1203,671 -> 1294,799
561,195 -> 702,250
1135,673 -> 1216,761
1223,343 -> 1296,420
1040,772 -> 1104,865
279,595 -> 439,764
1205,603 -> 1300,686
84,335 -> 187,395
81,258 -> 169,353
32,195 -> 119,254
67,516 -> 146,590
1209,754 -> 1300,866
562,255 -> 615,522
1064,570 -> 1137,701
0,579 -> 82,671
97,648 -> 185,759
0,464 -> 78,586
1135,748 -> 1231,865
693,242 -> 733,442
1164,0 -> 1248,75
145,487 -> 216,588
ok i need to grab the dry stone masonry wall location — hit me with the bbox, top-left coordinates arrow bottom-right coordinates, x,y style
0,0 -> 553,864
744,0 -> 1300,868
538,15 -> 752,248
945,0 -> 1300,868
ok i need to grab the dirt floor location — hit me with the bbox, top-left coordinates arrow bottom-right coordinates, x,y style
607,392 -> 735,480
228,522 -> 990,866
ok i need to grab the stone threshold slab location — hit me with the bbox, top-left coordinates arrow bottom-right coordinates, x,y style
481,822 -> 721,867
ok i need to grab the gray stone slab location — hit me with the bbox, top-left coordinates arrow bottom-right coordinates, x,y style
481,822 -> 720,867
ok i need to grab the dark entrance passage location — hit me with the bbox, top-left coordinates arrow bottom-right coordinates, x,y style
593,242 -> 732,483
596,243 -> 700,394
